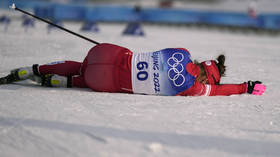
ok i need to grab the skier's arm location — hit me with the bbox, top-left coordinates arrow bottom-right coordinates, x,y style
177,82 -> 246,96
177,81 -> 265,96
209,81 -> 266,96
208,83 -> 247,96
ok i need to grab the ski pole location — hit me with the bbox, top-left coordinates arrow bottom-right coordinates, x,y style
9,3 -> 100,45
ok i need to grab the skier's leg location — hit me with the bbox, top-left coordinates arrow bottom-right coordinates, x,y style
72,75 -> 88,88
38,61 -> 82,76
38,61 -> 88,88
1,61 -> 82,85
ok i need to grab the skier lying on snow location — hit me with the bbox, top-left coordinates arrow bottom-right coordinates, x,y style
0,43 -> 266,96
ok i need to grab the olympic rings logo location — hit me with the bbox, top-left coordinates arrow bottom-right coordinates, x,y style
167,52 -> 186,87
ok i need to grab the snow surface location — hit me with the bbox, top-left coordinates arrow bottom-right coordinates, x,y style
1,13 -> 280,157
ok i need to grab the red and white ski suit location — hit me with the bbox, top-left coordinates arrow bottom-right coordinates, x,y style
37,43 -> 247,96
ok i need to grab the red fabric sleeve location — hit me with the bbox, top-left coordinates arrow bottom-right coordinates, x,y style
177,81 -> 247,96
209,83 -> 247,96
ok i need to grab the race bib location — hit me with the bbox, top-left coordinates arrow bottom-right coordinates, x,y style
131,48 -> 195,96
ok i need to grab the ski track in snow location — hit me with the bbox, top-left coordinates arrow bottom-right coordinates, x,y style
1,14 -> 280,157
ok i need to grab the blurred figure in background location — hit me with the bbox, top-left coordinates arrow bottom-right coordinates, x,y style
248,0 -> 258,19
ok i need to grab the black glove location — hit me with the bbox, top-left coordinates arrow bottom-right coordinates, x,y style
246,81 -> 265,95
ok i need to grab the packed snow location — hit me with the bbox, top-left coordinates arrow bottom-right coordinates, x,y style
1,11 -> 280,157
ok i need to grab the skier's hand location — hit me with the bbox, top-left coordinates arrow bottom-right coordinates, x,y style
246,81 -> 266,95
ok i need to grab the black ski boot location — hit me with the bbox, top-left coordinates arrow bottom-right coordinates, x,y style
0,64 -> 38,85
0,70 -> 21,85
41,74 -> 71,88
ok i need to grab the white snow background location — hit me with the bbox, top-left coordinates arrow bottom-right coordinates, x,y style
1,10 -> 280,157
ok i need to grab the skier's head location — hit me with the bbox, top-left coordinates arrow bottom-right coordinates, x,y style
196,55 -> 226,84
